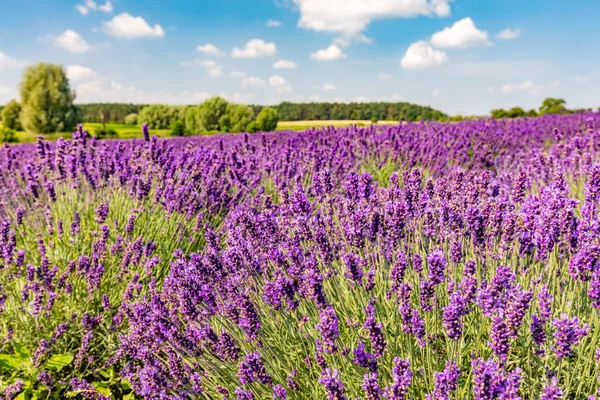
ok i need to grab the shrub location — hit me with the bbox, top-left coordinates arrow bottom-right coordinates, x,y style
1,100 -> 22,130
170,120 -> 185,136
124,113 -> 138,125
256,107 -> 279,132
0,126 -> 18,143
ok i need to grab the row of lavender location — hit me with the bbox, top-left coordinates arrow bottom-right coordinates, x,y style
0,115 -> 599,399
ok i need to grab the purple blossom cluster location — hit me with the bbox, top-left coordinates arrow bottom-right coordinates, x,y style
0,114 -> 600,399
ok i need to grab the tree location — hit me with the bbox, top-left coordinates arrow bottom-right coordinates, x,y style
19,63 -> 79,133
539,98 -> 567,115
227,104 -> 254,133
170,121 -> 185,136
256,107 -> 279,132
197,96 -> 229,131
124,113 -> 138,125
1,100 -> 22,130
138,105 -> 185,129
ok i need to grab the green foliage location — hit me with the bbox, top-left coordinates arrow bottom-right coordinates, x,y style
268,101 -> 446,122
78,103 -> 147,123
138,105 -> 186,130
197,96 -> 229,131
227,103 -> 255,133
1,100 -> 22,130
246,121 -> 259,133
0,127 -> 18,143
539,98 -> 567,115
123,113 -> 138,125
256,107 -> 279,132
19,63 -> 79,133
170,120 -> 185,136
94,128 -> 118,139
184,106 -> 201,134
371,116 -> 379,124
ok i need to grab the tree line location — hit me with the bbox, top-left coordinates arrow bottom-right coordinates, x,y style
490,98 -> 593,119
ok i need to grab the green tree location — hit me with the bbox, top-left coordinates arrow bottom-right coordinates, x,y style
19,63 -> 79,133
197,96 -> 229,131
507,107 -> 525,118
227,104 -> 254,133
184,106 -> 201,134
1,100 -> 22,130
170,120 -> 185,136
539,98 -> 567,115
491,109 -> 507,119
138,105 -> 184,129
256,107 -> 279,132
124,113 -> 138,125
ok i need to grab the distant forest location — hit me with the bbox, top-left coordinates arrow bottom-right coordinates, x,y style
74,101 -> 448,124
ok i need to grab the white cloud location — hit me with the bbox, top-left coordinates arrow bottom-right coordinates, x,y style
354,96 -> 370,103
242,76 -> 266,88
180,59 -> 245,78
232,39 -> 277,58
98,1 -> 113,12
273,60 -> 297,69
400,41 -> 448,69
52,30 -> 90,53
322,83 -> 336,91
490,80 -> 561,94
67,65 -> 98,82
269,75 -> 293,93
266,19 -> 282,27
496,28 -> 520,40
75,5 -> 89,15
377,72 -> 393,80
430,17 -> 489,48
102,13 -> 165,38
84,0 -> 97,10
76,0 -> 111,15
311,45 -> 347,61
292,0 -> 452,36
110,80 -> 122,90
77,80 -> 104,95
432,88 -> 441,97
0,51 -> 28,72
197,43 -> 225,56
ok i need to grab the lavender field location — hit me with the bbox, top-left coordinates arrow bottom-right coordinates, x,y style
1,115 -> 600,399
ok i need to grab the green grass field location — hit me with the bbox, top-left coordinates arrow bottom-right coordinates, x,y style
10,120 -> 401,142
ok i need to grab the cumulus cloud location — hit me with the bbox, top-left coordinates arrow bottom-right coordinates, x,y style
180,59 -> 245,78
311,45 -> 347,61
400,41 -> 448,69
266,20 -> 282,27
197,43 -> 225,56
102,13 -> 164,38
377,72 -> 393,80
292,0 -> 452,36
52,30 -> 91,53
273,60 -> 297,69
269,75 -> 292,93
0,51 -> 28,72
242,76 -> 266,88
322,83 -> 336,91
496,28 -> 520,40
76,0 -> 112,15
232,39 -> 277,58
67,65 -> 98,82
430,17 -> 489,48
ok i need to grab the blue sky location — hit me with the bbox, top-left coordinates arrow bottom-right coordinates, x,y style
0,0 -> 599,115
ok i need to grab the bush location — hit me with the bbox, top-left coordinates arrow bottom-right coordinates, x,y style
170,120 -> 185,136
371,117 -> 379,124
256,107 -> 279,132
1,100 -> 22,130
246,121 -> 259,133
139,105 -> 186,130
124,113 -> 138,125
0,127 -> 18,143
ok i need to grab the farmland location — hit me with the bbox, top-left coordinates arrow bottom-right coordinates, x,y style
1,114 -> 600,399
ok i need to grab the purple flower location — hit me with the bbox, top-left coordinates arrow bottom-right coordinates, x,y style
95,204 -> 109,223
551,314 -> 590,359
142,123 -> 150,142
362,373 -> 382,400
319,369 -> 347,400
541,377 -> 563,400
238,351 -> 272,385
472,358 -> 522,400
3,379 -> 24,399
443,291 -> 466,341
489,315 -> 511,363
363,301 -> 386,358
235,388 -> 254,400
343,253 -> 364,284
316,305 -> 340,353
427,249 -> 447,285
426,361 -> 461,400
353,342 -> 378,372
272,384 -> 287,400
505,288 -> 533,337
384,358 -> 412,400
